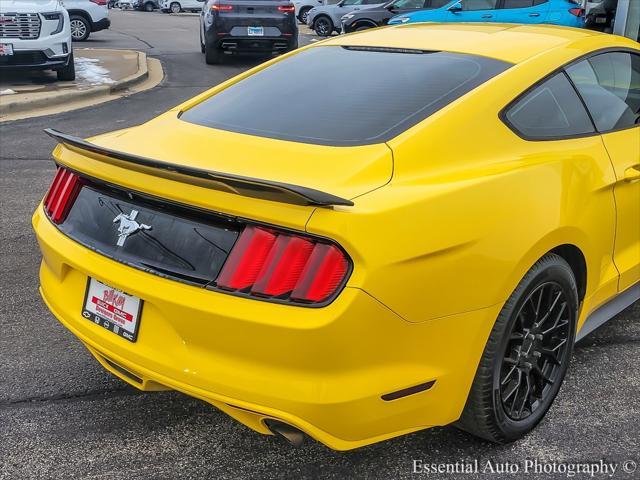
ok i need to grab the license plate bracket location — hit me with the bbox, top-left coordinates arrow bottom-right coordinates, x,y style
82,277 -> 143,343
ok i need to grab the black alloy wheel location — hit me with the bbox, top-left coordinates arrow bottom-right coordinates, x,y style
299,7 -> 311,24
314,16 -> 332,36
498,282 -> 571,421
456,253 -> 578,443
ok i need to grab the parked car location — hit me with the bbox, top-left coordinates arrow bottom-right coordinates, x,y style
36,23 -> 640,451
293,0 -> 329,24
389,0 -> 585,28
61,0 -> 111,41
132,0 -> 161,11
307,0 -> 384,36
584,0 -> 617,32
341,0 -> 449,33
161,0 -> 201,12
0,0 -> 75,80
199,0 -> 298,64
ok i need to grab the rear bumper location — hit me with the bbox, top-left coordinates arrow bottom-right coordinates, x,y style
33,205 -> 500,450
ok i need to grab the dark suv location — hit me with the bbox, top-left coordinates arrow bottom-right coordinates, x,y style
341,0 -> 447,33
199,0 -> 298,64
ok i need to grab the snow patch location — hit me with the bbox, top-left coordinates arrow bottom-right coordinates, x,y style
75,57 -> 115,85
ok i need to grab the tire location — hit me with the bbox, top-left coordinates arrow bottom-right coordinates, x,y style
69,15 -> 90,42
204,41 -> 222,65
313,15 -> 333,37
170,2 -> 181,13
456,253 -> 578,443
144,2 -> 155,12
199,28 -> 205,53
286,38 -> 299,52
355,24 -> 373,31
56,51 -> 76,81
298,7 -> 311,25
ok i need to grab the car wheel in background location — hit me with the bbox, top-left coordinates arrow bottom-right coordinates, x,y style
313,15 -> 333,36
56,51 -> 76,81
170,2 -> 181,13
456,253 -> 578,443
70,15 -> 90,41
144,2 -> 155,11
299,7 -> 311,25
355,24 -> 373,31
204,42 -> 223,65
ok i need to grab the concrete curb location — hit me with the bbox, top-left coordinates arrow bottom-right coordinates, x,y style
0,50 -> 150,116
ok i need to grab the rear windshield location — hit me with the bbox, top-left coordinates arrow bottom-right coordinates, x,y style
181,46 -> 511,146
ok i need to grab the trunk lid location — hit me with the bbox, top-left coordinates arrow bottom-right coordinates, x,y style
51,111 -> 393,230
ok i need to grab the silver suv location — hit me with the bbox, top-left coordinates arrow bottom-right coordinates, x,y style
307,0 -> 384,36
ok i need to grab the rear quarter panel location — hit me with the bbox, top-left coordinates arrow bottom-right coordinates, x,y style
306,35 -> 627,326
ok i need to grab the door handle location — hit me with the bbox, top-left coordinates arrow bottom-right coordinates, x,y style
481,14 -> 492,18
624,165 -> 640,182
529,13 -> 540,17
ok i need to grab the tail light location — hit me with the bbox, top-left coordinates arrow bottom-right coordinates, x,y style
216,226 -> 349,304
90,0 -> 108,5
44,166 -> 82,224
277,4 -> 295,12
568,7 -> 584,17
212,4 -> 234,11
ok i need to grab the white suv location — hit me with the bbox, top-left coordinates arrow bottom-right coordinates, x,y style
160,0 -> 202,13
0,0 -> 75,80
61,0 -> 110,41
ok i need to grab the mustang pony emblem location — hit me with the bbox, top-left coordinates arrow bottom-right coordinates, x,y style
112,210 -> 151,247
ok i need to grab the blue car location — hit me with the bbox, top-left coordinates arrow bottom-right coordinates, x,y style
388,0 -> 585,28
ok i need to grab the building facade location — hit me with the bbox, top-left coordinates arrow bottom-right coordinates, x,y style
614,0 -> 640,41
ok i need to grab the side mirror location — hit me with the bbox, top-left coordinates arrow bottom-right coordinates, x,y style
448,2 -> 462,12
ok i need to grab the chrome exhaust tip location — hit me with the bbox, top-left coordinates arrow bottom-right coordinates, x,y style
265,420 -> 305,447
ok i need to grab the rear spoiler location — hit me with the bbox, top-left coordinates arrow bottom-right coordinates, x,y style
44,129 -> 354,207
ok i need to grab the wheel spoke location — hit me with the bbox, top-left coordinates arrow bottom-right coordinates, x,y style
501,364 -> 518,386
516,374 -> 532,418
536,290 -> 563,327
503,370 -> 522,404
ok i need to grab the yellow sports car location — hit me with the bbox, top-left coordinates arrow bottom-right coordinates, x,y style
33,24 -> 639,450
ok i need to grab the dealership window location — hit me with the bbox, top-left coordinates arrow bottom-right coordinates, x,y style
504,73 -> 595,139
566,52 -> 640,132
614,0 -> 640,42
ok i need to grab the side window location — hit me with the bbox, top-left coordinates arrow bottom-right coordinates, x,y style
504,73 -> 595,139
566,52 -> 640,132
501,0 -> 534,8
392,0 -> 425,8
460,0 -> 498,11
533,0 -> 547,4
429,0 -> 451,7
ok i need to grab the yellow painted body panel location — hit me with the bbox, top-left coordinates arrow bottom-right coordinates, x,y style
601,129 -> 640,291
33,24 -> 640,449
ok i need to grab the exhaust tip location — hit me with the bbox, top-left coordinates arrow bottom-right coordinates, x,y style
265,420 -> 305,447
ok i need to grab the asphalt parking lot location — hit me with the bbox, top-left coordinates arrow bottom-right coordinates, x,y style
1,9 -> 639,480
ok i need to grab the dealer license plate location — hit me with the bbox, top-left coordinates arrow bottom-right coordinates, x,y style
247,26 -> 264,36
82,278 -> 143,342
0,44 -> 14,56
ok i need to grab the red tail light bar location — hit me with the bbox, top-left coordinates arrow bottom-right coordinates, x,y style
216,226 -> 350,304
212,4 -> 234,11
43,166 -> 82,224
277,4 -> 295,12
568,7 -> 584,17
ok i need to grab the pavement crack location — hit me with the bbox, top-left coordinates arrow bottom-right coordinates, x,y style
0,387 -> 141,409
112,30 -> 154,49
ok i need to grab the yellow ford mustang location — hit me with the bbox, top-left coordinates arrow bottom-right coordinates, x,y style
33,24 -> 639,450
